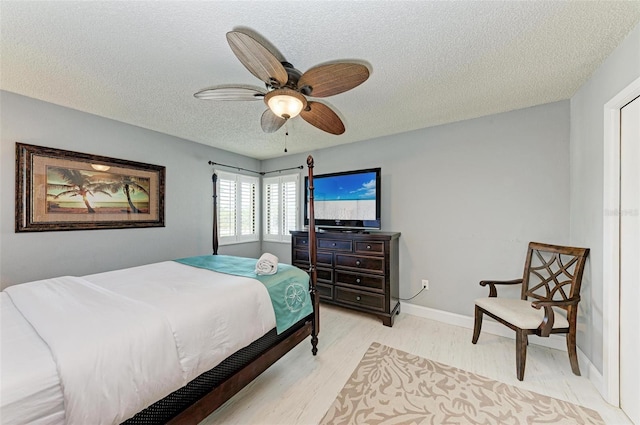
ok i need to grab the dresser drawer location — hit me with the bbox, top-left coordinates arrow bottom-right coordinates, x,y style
355,241 -> 385,255
316,267 -> 333,284
318,238 -> 353,251
316,282 -> 333,300
292,248 -> 308,264
335,254 -> 384,274
293,236 -> 308,248
293,249 -> 333,266
335,287 -> 385,312
335,271 -> 384,292
292,265 -> 333,284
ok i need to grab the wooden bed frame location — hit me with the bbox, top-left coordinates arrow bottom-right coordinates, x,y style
125,155 -> 319,424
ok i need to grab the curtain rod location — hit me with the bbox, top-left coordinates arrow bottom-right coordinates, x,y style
207,161 -> 303,175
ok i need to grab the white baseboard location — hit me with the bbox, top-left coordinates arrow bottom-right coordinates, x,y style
401,302 -> 603,391
587,360 -> 605,397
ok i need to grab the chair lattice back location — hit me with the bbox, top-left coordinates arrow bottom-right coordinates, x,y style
521,242 -> 590,310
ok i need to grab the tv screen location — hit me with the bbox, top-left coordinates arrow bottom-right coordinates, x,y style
304,167 -> 381,230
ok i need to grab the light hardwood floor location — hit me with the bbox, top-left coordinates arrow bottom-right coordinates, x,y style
199,304 -> 631,425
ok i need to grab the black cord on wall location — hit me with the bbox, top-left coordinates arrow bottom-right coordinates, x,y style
398,286 -> 427,301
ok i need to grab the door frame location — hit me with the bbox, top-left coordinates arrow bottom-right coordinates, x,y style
603,75 -> 640,405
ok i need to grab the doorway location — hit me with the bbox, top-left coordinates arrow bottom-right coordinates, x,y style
620,94 -> 639,424
603,77 -> 640,424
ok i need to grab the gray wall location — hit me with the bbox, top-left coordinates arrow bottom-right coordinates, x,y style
569,22 -> 640,373
0,91 -> 261,288
264,100 -> 571,317
2,90 -> 571,314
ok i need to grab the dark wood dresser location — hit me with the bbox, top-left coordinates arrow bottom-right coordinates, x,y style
290,230 -> 401,326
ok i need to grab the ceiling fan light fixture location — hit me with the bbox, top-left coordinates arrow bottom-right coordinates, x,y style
265,89 -> 307,119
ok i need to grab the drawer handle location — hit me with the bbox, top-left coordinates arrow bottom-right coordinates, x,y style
356,296 -> 361,301
332,243 -> 336,246
355,260 -> 361,266
367,245 -> 371,249
356,278 -> 361,283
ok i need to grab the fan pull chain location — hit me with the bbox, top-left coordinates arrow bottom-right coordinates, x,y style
284,122 -> 289,153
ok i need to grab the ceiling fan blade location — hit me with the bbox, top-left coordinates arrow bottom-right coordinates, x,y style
194,86 -> 266,101
300,101 -> 345,135
226,31 -> 288,87
298,63 -> 369,98
261,109 -> 287,133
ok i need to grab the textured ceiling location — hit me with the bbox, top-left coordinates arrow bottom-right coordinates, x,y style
1,1 -> 639,159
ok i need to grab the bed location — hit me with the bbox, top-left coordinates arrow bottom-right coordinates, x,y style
0,156 -> 320,425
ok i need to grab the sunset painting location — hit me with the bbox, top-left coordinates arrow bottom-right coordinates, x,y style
17,143 -> 165,232
46,166 -> 150,214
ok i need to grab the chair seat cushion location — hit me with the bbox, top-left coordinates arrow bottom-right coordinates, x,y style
474,297 -> 569,330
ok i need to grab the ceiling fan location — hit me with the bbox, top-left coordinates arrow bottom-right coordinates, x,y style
194,31 -> 370,135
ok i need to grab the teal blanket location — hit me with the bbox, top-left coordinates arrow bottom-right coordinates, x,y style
174,255 -> 312,334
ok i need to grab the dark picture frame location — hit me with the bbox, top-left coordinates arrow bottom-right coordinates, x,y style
16,143 -> 165,232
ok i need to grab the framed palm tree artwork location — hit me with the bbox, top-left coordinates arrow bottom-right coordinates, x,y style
15,143 -> 165,232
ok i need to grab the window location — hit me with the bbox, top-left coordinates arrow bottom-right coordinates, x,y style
216,170 -> 259,244
263,174 -> 299,242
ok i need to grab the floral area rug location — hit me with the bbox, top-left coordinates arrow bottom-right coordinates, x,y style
320,342 -> 604,425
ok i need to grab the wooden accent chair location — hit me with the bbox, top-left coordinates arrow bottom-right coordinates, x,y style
472,242 -> 590,381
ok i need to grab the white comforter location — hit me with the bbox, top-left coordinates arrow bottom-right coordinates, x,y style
0,292 -> 64,425
2,261 -> 276,425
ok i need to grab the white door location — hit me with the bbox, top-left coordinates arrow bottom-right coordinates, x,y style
620,95 -> 640,425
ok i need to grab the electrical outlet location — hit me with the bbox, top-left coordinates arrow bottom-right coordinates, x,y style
422,279 -> 429,290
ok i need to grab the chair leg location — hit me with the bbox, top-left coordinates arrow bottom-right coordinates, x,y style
567,330 -> 581,376
472,306 -> 483,344
515,329 -> 528,381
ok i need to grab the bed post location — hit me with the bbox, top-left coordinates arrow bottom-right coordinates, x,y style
307,155 -> 319,355
212,172 -> 219,256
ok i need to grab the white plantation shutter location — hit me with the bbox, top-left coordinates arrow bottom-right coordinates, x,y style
263,174 -> 299,242
282,179 -> 297,236
238,177 -> 257,241
218,177 -> 236,238
265,180 -> 280,237
217,171 -> 259,244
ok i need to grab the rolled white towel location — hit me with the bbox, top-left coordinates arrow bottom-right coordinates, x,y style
255,253 -> 279,275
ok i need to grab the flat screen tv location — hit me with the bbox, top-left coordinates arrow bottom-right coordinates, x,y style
304,167 -> 381,231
